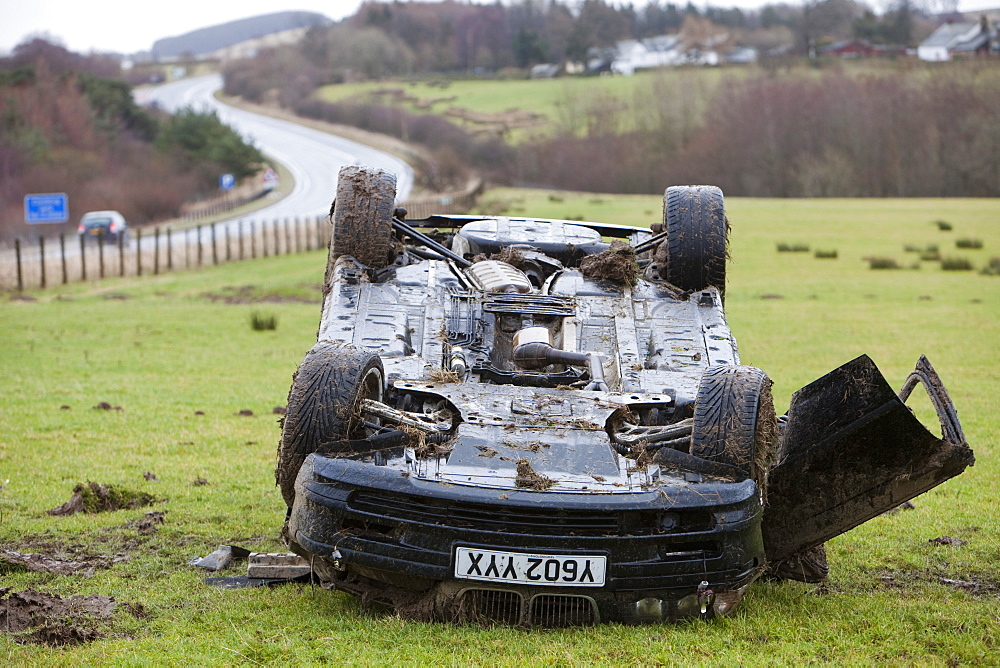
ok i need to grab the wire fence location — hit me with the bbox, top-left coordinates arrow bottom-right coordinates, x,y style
0,182 -> 483,292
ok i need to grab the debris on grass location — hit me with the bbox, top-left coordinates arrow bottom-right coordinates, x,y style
929,536 -> 967,547
92,402 -> 122,411
813,249 -> 838,259
272,405 -> 287,415
0,588 -> 116,646
236,409 -> 253,416
47,482 -> 157,516
776,243 -> 810,253
580,240 -> 639,286
189,545 -> 251,571
190,477 -> 209,486
142,472 -> 157,481
128,511 -> 166,535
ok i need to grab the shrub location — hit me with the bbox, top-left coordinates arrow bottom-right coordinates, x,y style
250,311 -> 278,331
920,250 -> 942,262
956,238 -> 983,249
936,220 -> 953,231
777,243 -> 810,253
814,249 -> 838,259
980,257 -> 1000,276
940,257 -> 974,271
868,257 -> 901,270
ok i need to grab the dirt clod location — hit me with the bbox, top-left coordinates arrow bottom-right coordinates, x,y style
272,405 -> 287,415
92,402 -> 121,411
236,409 -> 253,417
0,588 -> 115,646
47,482 -> 157,516
190,478 -> 209,486
515,459 -> 554,490
579,241 -> 640,286
929,536 -> 966,547
60,405 -> 70,410
142,472 -> 157,481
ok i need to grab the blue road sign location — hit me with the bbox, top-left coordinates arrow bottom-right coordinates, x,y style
220,173 -> 236,191
25,193 -> 69,224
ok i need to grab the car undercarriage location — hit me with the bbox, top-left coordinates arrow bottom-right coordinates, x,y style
275,166 -> 974,626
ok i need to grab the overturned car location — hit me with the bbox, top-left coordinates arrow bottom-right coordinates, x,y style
276,166 -> 973,626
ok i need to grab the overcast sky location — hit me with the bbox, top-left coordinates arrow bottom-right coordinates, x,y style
2,0 -> 997,56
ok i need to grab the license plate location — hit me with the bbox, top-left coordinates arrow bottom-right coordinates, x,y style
454,547 -> 606,587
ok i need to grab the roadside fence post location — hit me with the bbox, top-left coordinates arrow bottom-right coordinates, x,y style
197,224 -> 203,267
211,223 -> 218,266
154,227 -> 160,275
59,233 -> 67,285
262,221 -> 269,258
39,236 -> 47,289
79,234 -> 86,281
98,232 -> 105,279
239,220 -> 245,261
225,225 -> 231,262
136,228 -> 142,277
119,234 -> 125,277
250,220 -> 257,259
15,239 -> 23,291
167,228 -> 173,271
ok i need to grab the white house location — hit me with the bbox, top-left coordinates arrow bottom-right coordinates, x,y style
918,20 -> 993,62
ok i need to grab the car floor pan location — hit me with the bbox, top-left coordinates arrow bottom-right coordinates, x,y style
762,354 -> 974,563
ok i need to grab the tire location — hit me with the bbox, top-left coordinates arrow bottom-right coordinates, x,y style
657,185 -> 728,299
276,341 -> 385,507
690,365 -> 776,483
329,165 -> 396,270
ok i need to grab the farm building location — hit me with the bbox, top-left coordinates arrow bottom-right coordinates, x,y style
918,17 -> 996,61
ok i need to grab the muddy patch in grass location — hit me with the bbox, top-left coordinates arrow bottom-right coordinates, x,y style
872,568 -> 1000,600
48,482 -> 158,516
201,284 -> 317,304
0,588 -> 116,646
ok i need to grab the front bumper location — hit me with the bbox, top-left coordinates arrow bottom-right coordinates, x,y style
287,454 -> 765,625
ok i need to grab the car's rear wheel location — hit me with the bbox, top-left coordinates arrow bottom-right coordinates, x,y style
657,185 -> 728,300
328,165 -> 396,271
690,365 -> 776,484
276,341 -> 384,507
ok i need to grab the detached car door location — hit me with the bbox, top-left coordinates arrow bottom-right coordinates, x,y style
762,354 -> 974,564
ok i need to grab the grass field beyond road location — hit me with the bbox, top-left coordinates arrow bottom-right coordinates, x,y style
1,192 -> 997,664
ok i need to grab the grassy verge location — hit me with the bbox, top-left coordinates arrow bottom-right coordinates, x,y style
1,194 -> 997,664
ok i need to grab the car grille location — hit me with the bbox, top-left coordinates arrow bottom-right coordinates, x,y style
459,590 -> 597,627
348,491 -> 713,537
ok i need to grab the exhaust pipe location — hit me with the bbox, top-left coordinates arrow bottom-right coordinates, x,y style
512,327 -> 608,391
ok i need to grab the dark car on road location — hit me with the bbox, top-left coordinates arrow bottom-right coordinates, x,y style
77,210 -> 128,244
275,166 -> 974,627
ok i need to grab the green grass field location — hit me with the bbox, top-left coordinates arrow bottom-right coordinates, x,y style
1,192 -> 998,664
315,69 -> 730,142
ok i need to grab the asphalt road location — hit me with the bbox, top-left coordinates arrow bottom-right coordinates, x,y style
140,73 -> 414,219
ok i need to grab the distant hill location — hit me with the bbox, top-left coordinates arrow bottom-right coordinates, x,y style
151,11 -> 331,59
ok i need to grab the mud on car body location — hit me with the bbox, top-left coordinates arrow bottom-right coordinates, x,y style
276,166 -> 974,626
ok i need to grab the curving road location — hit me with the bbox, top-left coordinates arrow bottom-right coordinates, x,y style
141,73 -> 414,220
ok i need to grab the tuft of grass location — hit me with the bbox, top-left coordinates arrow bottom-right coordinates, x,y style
940,256 -> 974,271
955,238 -> 983,249
935,220 -> 953,231
867,256 -> 900,270
814,249 -> 838,259
777,243 -> 810,253
250,310 -> 278,331
980,257 -> 1000,276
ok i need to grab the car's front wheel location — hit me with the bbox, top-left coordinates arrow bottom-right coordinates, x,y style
328,165 -> 396,272
275,341 -> 385,507
690,365 -> 777,485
